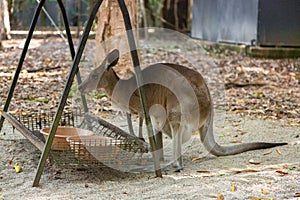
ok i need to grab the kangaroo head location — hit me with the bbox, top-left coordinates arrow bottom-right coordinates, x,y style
78,49 -> 120,94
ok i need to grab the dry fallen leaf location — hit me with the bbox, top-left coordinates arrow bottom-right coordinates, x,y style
217,193 -> 224,200
196,170 -> 210,173
294,192 -> 300,197
231,182 -> 236,192
262,149 -> 273,155
249,198 -> 275,200
233,169 -> 259,174
261,188 -> 269,195
7,159 -> 13,165
253,91 -> 265,98
249,159 -> 261,165
276,149 -> 282,155
206,195 -> 217,198
192,157 -> 201,162
276,170 -> 288,176
225,132 -> 232,136
192,131 -> 199,135
101,111 -> 107,118
122,191 -> 129,195
99,187 -> 106,191
229,139 -> 243,143
93,109 -> 99,115
14,163 -> 22,173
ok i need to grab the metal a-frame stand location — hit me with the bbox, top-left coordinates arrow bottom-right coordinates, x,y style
0,0 -> 162,187
0,0 -> 87,150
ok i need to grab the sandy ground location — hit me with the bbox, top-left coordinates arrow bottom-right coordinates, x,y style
0,35 -> 299,199
0,113 -> 299,200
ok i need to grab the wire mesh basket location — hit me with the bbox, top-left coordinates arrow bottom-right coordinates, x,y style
51,113 -> 149,170
13,110 -> 149,170
15,108 -> 82,132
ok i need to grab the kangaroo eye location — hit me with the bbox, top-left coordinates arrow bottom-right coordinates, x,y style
91,75 -> 98,80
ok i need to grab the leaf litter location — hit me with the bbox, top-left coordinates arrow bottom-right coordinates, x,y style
1,38 -> 299,126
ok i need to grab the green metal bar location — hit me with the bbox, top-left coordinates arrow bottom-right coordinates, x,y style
1,112 -> 44,151
117,0 -> 162,177
32,0 -> 104,187
0,0 -> 46,132
57,0 -> 89,113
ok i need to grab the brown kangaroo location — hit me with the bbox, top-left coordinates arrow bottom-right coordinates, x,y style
78,49 -> 287,170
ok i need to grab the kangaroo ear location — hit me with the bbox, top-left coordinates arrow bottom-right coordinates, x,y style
106,49 -> 120,69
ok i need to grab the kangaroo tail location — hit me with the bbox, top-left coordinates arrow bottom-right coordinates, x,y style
200,111 -> 287,156
206,142 -> 287,156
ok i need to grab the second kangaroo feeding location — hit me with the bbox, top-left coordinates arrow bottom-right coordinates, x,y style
79,49 -> 287,170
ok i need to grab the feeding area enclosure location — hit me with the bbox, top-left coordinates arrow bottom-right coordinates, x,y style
0,0 -> 161,187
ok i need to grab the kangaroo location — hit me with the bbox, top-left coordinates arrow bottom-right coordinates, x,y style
79,49 -> 287,170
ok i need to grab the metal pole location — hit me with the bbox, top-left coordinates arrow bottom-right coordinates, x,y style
32,0 -> 104,187
0,0 -> 46,132
36,0 -> 67,41
117,0 -> 162,177
57,0 -> 89,113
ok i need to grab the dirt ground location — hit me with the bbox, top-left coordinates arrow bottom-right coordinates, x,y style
0,35 -> 299,199
0,113 -> 299,200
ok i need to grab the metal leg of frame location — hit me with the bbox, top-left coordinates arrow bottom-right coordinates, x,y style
0,0 -> 47,132
33,0 -> 104,187
117,0 -> 162,177
57,0 -> 88,113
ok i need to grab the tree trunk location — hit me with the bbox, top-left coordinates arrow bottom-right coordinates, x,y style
162,0 -> 189,31
94,0 -> 138,78
0,0 -> 11,41
0,0 -> 4,47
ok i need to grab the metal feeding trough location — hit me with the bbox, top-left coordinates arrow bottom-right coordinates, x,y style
52,114 -> 148,170
6,109 -> 148,170
43,113 -> 148,169
0,0 -> 161,187
40,126 -> 95,151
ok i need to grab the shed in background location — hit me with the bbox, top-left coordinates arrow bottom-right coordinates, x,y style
191,0 -> 300,47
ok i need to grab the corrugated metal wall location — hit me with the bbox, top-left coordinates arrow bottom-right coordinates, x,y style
11,0 -> 89,28
192,0 -> 300,47
257,0 -> 300,46
12,1 -> 58,28
191,0 -> 258,45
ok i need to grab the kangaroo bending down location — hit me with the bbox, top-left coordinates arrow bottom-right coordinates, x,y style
79,49 -> 287,170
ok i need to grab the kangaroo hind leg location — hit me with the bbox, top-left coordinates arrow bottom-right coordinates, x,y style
172,124 -> 187,171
